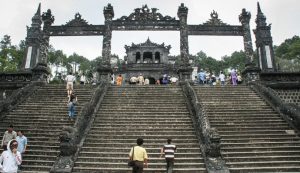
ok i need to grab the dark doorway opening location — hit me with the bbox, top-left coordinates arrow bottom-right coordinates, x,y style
143,52 -> 152,63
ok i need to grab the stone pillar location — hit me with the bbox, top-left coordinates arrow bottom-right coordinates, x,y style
99,3 -> 114,82
177,3 -> 192,81
253,2 -> 276,72
239,8 -> 261,84
152,52 -> 155,63
239,8 -> 254,68
21,3 -> 43,71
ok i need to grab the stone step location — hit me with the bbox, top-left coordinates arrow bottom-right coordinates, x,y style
82,142 -> 199,147
221,141 -> 300,147
222,150 -> 300,157
76,156 -> 203,163
224,155 -> 300,162
222,146 -> 300,152
74,161 -> 205,168
221,137 -> 300,143
78,152 -> 202,158
228,166 -> 300,173
72,167 -> 207,173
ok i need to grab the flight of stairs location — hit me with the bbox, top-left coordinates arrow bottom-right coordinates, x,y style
193,85 -> 300,172
0,84 -> 95,172
73,85 -> 207,172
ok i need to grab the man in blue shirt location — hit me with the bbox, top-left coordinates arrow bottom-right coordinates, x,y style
198,69 -> 206,85
16,130 -> 27,155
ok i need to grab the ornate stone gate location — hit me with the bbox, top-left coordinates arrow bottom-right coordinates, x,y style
21,2 -> 276,82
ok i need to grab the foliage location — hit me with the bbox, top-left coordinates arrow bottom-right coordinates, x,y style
191,50 -> 246,75
0,35 -> 24,72
275,36 -> 300,60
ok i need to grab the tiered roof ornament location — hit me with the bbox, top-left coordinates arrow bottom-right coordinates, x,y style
203,10 -> 228,26
125,38 -> 171,51
117,5 -> 176,21
64,13 -> 89,26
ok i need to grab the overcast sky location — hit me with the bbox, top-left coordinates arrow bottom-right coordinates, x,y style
1,0 -> 299,60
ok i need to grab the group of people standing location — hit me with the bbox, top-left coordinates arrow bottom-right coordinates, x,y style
0,125 -> 27,172
129,138 -> 176,173
197,69 -> 242,86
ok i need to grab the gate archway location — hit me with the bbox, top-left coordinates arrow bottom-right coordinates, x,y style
21,3 -> 276,82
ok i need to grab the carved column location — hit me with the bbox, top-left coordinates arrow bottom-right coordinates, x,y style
253,2 -> 276,72
239,8 -> 261,84
98,3 -> 114,82
177,3 -> 192,81
31,9 -> 55,82
21,4 -> 43,71
239,8 -> 254,68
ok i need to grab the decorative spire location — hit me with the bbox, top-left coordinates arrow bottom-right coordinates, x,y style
31,3 -> 42,28
257,2 -> 262,14
256,2 -> 267,26
36,3 -> 41,15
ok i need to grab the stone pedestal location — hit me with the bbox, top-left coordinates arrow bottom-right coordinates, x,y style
31,63 -> 51,83
178,66 -> 193,82
242,64 -> 261,84
97,64 -> 112,83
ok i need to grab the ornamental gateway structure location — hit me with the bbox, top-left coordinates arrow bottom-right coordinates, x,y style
0,2 -> 299,173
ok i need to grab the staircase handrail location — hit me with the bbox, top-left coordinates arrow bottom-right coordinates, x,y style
182,81 -> 229,172
50,82 -> 109,173
0,81 -> 44,120
249,81 -> 300,132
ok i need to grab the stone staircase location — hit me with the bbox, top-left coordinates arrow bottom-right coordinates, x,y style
0,84 -> 95,173
193,85 -> 300,172
73,85 -> 207,172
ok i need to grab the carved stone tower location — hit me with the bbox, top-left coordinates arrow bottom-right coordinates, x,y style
98,3 -> 114,83
22,3 -> 43,70
254,2 -> 276,72
177,3 -> 192,81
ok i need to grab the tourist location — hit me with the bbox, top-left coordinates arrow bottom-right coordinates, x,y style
198,69 -> 206,85
144,78 -> 149,85
170,76 -> 178,85
80,73 -> 86,85
237,73 -> 243,84
2,90 -> 6,100
162,74 -> 168,85
219,71 -> 225,86
1,125 -> 17,151
65,72 -> 76,96
67,92 -> 77,119
137,73 -> 144,85
130,76 -> 137,85
16,130 -> 27,156
160,139 -> 176,173
116,74 -> 123,86
0,139 -> 22,173
155,79 -> 160,85
230,69 -> 237,86
129,138 -> 148,173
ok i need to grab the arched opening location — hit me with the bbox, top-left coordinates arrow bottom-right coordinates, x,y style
136,52 -> 141,63
143,52 -> 152,63
155,52 -> 160,63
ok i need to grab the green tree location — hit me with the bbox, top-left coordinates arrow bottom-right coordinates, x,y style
275,35 -> 300,60
0,35 -> 24,72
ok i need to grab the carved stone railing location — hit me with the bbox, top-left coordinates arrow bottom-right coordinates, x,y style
0,81 -> 44,120
50,82 -> 109,173
260,72 -> 300,88
0,72 -> 33,88
181,81 -> 229,173
249,81 -> 300,132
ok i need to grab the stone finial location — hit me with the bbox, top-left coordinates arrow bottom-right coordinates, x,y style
256,2 -> 267,26
177,3 -> 188,18
104,3 -> 114,19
